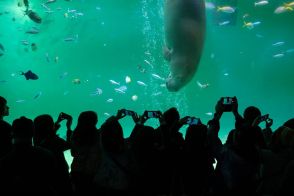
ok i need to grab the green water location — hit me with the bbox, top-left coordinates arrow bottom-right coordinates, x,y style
1,0 -> 294,141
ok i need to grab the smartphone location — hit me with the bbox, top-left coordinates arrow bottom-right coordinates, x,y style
146,111 -> 159,118
187,117 -> 200,125
59,112 -> 70,120
260,114 -> 269,122
222,97 -> 235,112
123,109 -> 135,116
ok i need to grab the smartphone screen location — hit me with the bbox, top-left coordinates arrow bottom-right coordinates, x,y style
124,110 -> 135,116
147,111 -> 157,118
187,117 -> 200,125
223,97 -> 233,105
125,110 -> 134,116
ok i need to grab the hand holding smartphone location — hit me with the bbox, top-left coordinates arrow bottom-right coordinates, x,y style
221,97 -> 236,112
186,117 -> 201,125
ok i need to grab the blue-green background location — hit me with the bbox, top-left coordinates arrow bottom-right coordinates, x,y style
1,0 -> 294,142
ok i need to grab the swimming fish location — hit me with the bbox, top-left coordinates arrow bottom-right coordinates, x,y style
109,80 -> 120,85
0,43 -> 4,56
137,81 -> 147,86
197,81 -> 210,89
20,70 -> 39,80
217,6 -> 235,13
205,2 -> 216,10
106,98 -> 113,103
26,27 -> 39,34
26,10 -> 42,23
273,53 -> 284,58
72,78 -> 81,84
152,73 -> 165,81
274,5 -> 293,14
33,91 -> 42,99
243,21 -> 261,29
45,0 -> 56,4
21,40 -> 30,45
218,21 -> 230,26
63,34 -> 78,42
284,1 -> 294,8
272,41 -> 285,47
16,99 -> 26,103
254,1 -> 269,7
115,85 -> 127,94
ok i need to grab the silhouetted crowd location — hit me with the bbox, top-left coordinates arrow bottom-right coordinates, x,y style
0,95 -> 294,196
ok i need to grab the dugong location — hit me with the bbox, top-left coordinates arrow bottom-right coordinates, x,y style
164,0 -> 206,92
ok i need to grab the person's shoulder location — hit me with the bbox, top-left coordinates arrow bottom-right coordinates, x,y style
0,120 -> 12,128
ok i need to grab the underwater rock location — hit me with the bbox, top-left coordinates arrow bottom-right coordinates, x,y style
164,0 -> 206,92
21,70 -> 39,80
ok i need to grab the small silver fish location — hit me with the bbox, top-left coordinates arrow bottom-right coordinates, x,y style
272,41 -> 285,46
273,53 -> 284,58
106,98 -> 113,103
33,91 -> 42,99
219,21 -> 230,26
109,80 -> 120,85
137,81 -> 147,86
26,27 -> 39,34
16,99 -> 26,103
152,73 -> 165,81
21,40 -> 30,45
45,53 -> 50,62
144,59 -> 153,68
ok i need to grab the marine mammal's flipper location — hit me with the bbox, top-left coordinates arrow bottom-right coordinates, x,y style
163,46 -> 173,62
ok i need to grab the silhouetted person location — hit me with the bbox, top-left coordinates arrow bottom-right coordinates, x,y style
0,96 -> 12,157
257,123 -> 294,195
93,110 -> 136,196
34,114 -> 73,194
183,123 -> 215,196
70,111 -> 101,195
226,98 -> 266,149
0,116 -> 58,194
208,98 -> 261,196
155,107 -> 183,195
130,125 -> 158,195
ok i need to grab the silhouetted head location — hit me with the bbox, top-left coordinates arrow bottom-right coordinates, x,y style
163,107 -> 180,126
243,106 -> 261,124
101,117 -> 124,153
12,116 -> 34,140
33,114 -> 55,145
284,118 -> 294,129
0,96 -> 9,118
185,124 -> 207,147
270,125 -> 294,151
73,111 -> 98,146
76,111 -> 98,128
